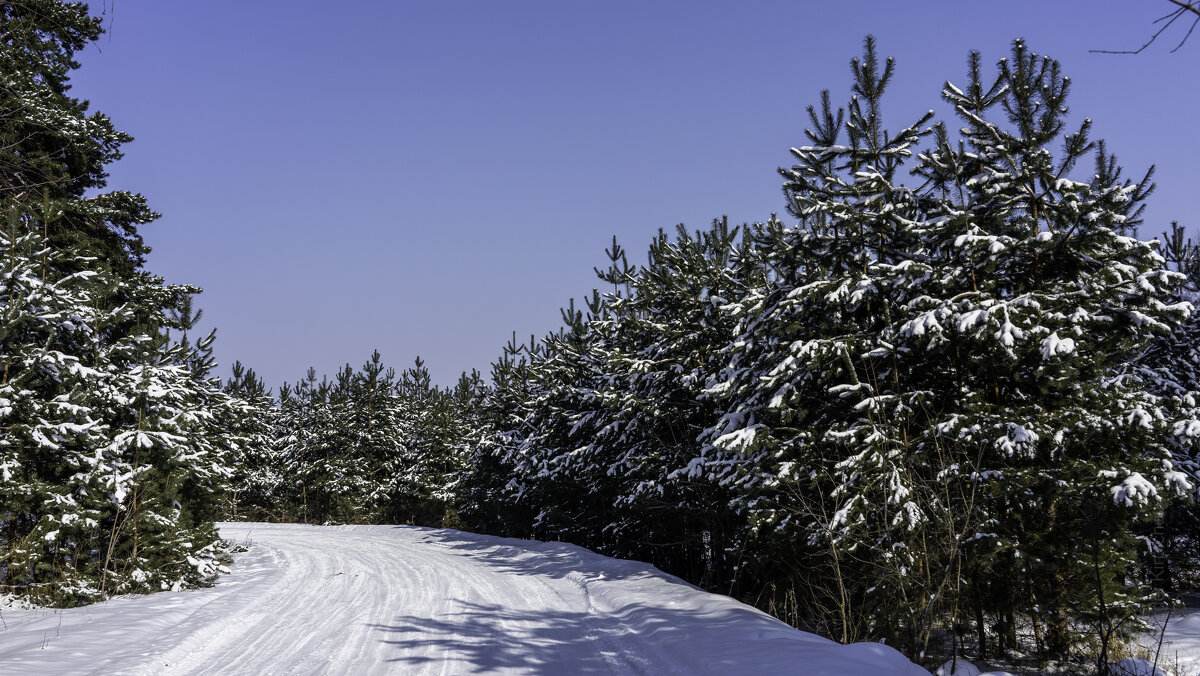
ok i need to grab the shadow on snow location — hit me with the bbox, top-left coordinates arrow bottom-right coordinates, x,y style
401,526 -> 700,588
368,598 -> 773,674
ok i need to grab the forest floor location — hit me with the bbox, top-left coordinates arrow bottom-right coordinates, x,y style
0,522 -> 929,675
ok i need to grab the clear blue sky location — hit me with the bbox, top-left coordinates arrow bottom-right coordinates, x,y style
71,1 -> 1199,388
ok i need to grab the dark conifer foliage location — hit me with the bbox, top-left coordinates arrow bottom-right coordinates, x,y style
0,1 -> 156,273
453,334 -> 540,537
455,220 -> 762,587
693,38 -> 1193,660
222,361 -> 278,521
1127,222 -> 1200,594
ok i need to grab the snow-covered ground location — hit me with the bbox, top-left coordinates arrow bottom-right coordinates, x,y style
1134,610 -> 1200,676
0,522 -> 929,675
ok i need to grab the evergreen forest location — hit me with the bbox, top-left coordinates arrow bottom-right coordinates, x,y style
3,2 -> 1200,671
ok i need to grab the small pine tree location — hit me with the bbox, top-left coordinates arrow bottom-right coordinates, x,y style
0,219 -> 233,604
222,361 -> 280,521
1128,222 -> 1200,594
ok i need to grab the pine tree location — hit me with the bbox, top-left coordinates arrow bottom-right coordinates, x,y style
0,218 -> 233,604
263,352 -> 476,527
437,368 -> 487,528
582,222 -> 758,586
0,2 -> 235,605
277,367 -> 340,523
703,37 -> 1194,661
1128,222 -> 1200,594
702,36 -> 941,647
0,218 -> 115,602
456,334 -> 539,537
222,361 -> 279,521
455,220 -> 763,586
498,302 -> 621,548
384,356 -> 472,526
919,42 -> 1190,660
0,1 -> 156,272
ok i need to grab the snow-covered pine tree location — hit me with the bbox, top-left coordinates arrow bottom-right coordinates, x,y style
276,367 -> 344,523
436,368 -> 487,528
702,36 -> 941,647
455,334 -> 540,537
0,1 -> 234,605
321,362 -> 377,521
378,357 -> 440,524
222,361 -> 280,521
581,221 -> 759,587
454,220 -> 762,586
0,216 -> 117,603
915,42 -> 1192,659
95,279 -> 233,598
703,37 -> 1194,661
0,215 -> 233,604
351,352 -> 421,524
168,294 -> 216,380
1125,222 -> 1200,593
0,1 -> 154,273
265,353 -> 477,527
475,300 -> 622,550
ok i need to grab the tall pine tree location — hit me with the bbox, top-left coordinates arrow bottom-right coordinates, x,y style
0,1 -> 236,605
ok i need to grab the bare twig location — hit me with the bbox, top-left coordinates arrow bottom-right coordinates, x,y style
1092,1 -> 1200,54
1152,603 -> 1172,676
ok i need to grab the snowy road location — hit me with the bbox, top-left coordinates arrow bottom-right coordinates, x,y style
0,522 -> 927,675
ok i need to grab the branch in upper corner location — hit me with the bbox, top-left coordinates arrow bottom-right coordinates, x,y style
1090,0 -> 1200,54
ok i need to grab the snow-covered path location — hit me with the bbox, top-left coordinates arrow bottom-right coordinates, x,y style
0,522 -> 927,675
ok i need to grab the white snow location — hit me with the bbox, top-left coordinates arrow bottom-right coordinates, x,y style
0,522 -> 929,675
1138,610 -> 1200,676
1111,472 -> 1159,507
1039,331 -> 1075,359
936,659 -> 982,675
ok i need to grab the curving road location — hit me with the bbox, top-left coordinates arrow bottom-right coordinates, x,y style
0,523 -> 926,675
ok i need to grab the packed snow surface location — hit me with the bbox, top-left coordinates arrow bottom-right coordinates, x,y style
0,522 -> 928,675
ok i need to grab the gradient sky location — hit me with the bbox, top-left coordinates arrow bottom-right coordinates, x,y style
69,1 -> 1199,388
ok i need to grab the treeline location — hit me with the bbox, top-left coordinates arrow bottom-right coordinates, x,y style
224,354 -> 478,527
221,39 -> 1200,667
